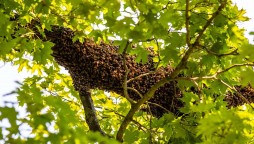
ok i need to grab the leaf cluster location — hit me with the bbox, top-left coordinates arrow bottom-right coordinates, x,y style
1,0 -> 254,143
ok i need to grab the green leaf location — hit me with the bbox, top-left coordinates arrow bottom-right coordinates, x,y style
124,129 -> 140,143
160,45 -> 180,67
0,107 -> 18,128
0,38 -> 21,56
129,46 -> 149,64
33,40 -> 54,64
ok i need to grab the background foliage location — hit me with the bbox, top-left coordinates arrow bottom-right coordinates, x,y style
1,0 -> 254,143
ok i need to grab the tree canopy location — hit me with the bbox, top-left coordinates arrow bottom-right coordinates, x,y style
1,0 -> 254,143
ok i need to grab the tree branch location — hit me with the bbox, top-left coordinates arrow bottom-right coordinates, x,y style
202,45 -> 239,57
116,2 -> 228,141
79,89 -> 106,136
216,63 -> 254,76
116,76 -> 173,141
147,102 -> 171,113
111,110 -> 147,132
176,62 -> 254,81
127,71 -> 155,83
194,0 -> 227,44
122,41 -> 136,104
127,87 -> 143,98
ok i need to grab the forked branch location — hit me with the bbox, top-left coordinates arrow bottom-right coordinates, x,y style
116,0 -> 228,141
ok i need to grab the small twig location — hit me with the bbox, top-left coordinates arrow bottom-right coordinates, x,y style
3,101 -> 18,105
202,45 -> 239,57
109,109 -> 147,132
177,75 -> 215,81
127,86 -> 171,113
191,80 -> 202,100
127,87 -> 143,98
46,89 -> 81,107
147,102 -> 171,113
127,71 -> 155,83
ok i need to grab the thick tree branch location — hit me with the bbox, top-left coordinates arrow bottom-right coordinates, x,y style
116,76 -> 174,141
116,1 -> 228,141
79,90 -> 106,136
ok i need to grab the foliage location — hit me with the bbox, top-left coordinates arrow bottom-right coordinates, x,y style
0,0 -> 254,143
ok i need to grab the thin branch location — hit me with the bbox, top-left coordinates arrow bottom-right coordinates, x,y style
127,87 -> 143,98
194,0 -> 227,44
177,62 -> 254,81
171,0 -> 227,78
127,86 -> 170,113
147,102 -> 171,113
202,45 -> 239,57
127,71 -> 155,83
46,89 -> 82,107
110,109 -> 147,132
216,63 -> 254,76
122,40 -> 135,104
178,75 -> 216,81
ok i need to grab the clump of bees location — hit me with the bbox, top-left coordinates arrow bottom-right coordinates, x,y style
45,26 -> 182,117
44,26 -> 254,117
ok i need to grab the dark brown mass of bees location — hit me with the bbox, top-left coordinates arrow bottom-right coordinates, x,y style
45,26 -> 182,117
44,26 -> 254,117
225,85 -> 254,108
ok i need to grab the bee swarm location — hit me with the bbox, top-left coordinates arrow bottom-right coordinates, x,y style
46,26 -> 182,117
45,26 -> 254,118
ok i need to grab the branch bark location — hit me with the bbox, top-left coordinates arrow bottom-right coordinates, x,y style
79,89 -> 106,135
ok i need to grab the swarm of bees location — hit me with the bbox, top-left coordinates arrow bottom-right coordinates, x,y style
225,85 -> 254,108
44,26 -> 254,117
45,26 -> 182,117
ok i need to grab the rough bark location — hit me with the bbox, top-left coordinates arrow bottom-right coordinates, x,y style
79,89 -> 106,135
